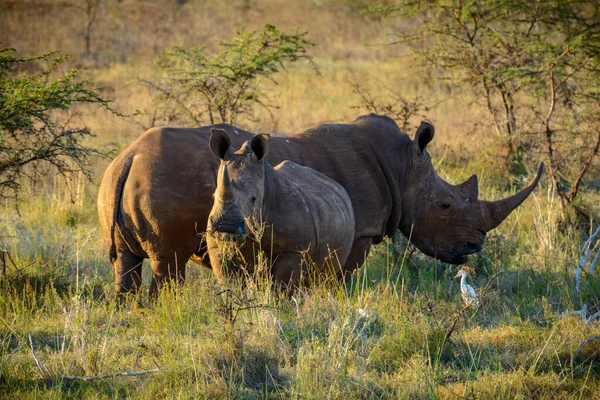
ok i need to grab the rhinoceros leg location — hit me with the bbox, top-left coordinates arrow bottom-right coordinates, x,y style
271,252 -> 304,294
148,255 -> 187,299
113,248 -> 143,296
341,237 -> 373,280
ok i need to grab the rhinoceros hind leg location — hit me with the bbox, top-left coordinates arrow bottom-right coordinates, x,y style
113,249 -> 143,296
148,256 -> 187,299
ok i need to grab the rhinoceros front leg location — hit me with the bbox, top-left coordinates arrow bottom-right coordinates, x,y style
113,248 -> 143,297
341,237 -> 373,280
271,252 -> 304,294
148,255 -> 187,299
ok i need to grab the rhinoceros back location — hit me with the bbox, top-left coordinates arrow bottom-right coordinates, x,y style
98,125 -> 255,263
273,160 -> 356,265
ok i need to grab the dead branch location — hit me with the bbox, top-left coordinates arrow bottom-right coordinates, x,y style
29,334 -> 50,378
567,123 -> 600,202
575,334 -> 600,356
586,311 -> 600,327
576,225 -> 600,292
441,302 -> 473,349
61,368 -> 160,382
1,250 -> 22,278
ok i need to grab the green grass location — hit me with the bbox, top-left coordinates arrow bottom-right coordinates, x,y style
0,180 -> 599,399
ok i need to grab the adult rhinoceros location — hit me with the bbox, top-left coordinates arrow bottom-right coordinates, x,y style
97,114 -> 543,297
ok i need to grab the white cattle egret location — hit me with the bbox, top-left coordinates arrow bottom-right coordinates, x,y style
454,269 -> 480,308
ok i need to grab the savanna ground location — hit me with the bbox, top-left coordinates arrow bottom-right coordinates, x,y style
1,0 -> 600,398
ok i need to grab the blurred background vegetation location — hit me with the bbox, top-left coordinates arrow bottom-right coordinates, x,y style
1,0 -> 600,398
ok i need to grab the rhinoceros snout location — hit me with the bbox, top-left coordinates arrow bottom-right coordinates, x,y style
207,219 -> 246,235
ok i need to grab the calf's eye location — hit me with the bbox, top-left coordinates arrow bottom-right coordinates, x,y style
251,196 -> 257,205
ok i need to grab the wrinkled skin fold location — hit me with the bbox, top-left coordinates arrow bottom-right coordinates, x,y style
97,114 -> 543,297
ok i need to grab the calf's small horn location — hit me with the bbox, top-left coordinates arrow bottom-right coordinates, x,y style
216,164 -> 234,203
482,162 -> 544,232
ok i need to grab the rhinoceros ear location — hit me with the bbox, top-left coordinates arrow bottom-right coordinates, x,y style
414,121 -> 435,153
250,134 -> 270,161
209,128 -> 231,160
458,174 -> 479,199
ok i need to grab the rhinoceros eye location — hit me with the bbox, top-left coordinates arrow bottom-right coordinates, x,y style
251,196 -> 257,205
440,203 -> 451,211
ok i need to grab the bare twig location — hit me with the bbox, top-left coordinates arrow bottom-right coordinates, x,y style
567,122 -> 600,202
216,288 -> 274,326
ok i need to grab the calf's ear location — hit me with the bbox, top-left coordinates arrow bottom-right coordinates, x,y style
209,128 -> 231,160
414,121 -> 435,153
250,134 -> 270,161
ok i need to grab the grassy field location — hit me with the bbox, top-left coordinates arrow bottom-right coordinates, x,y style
1,0 -> 600,398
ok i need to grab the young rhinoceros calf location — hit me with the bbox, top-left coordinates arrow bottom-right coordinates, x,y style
205,129 -> 355,291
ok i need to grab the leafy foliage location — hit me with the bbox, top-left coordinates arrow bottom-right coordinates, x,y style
0,47 -> 123,201
143,24 -> 315,126
374,0 -> 600,216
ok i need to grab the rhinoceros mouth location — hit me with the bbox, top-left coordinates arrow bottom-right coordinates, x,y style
438,241 -> 483,264
206,231 -> 248,244
442,253 -> 469,265
455,241 -> 482,255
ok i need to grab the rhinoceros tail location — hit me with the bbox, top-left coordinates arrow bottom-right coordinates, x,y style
109,156 -> 134,264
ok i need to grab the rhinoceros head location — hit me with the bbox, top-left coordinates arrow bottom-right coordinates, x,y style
399,122 -> 544,264
207,129 -> 270,237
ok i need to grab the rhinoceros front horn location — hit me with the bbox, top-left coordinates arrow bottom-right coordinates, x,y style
216,164 -> 234,203
481,162 -> 544,232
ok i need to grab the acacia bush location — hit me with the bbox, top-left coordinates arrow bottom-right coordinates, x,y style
0,47 -> 124,202
350,77 -> 426,132
143,24 -> 316,127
